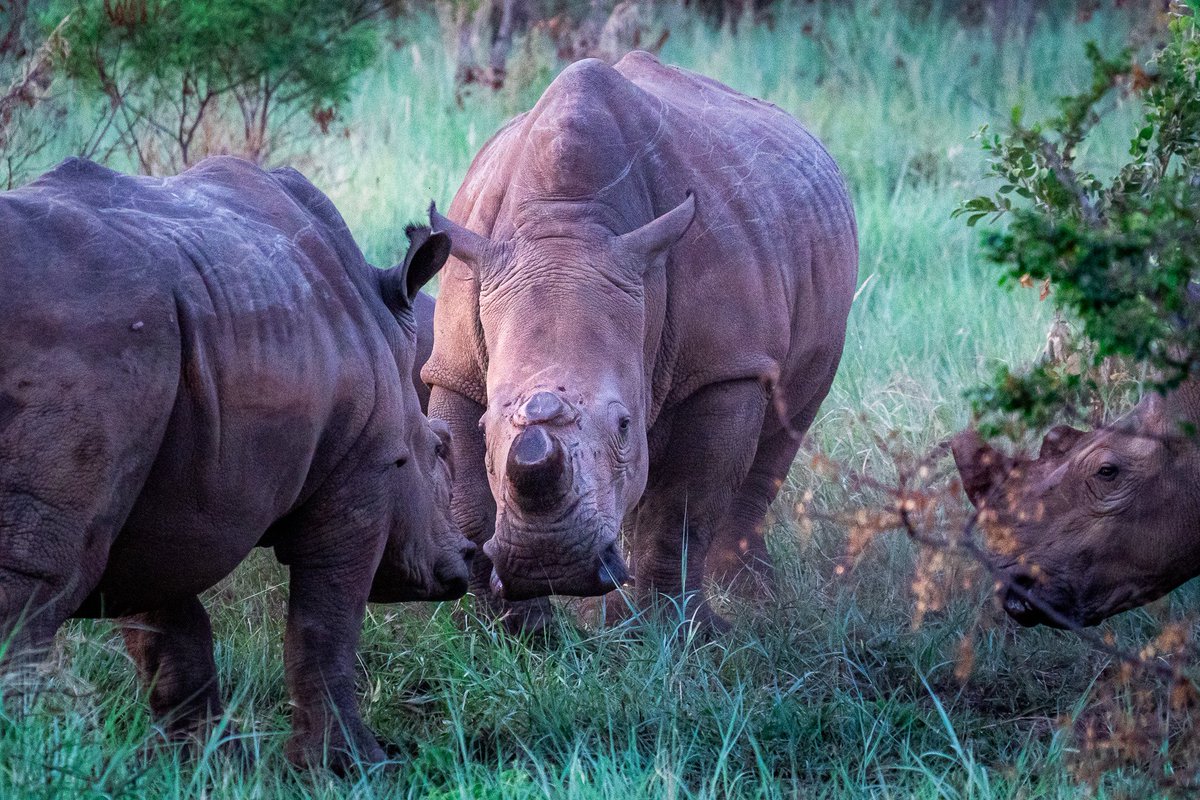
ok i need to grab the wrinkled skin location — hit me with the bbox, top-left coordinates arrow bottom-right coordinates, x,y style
0,157 -> 473,770
424,53 -> 858,632
412,290 -> 436,413
952,381 -> 1200,628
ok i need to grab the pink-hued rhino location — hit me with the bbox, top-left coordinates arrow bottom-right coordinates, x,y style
0,157 -> 472,768
423,52 -> 858,631
953,379 -> 1200,629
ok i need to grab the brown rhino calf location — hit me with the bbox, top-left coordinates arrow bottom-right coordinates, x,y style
424,52 -> 858,631
952,379 -> 1200,628
0,157 -> 472,767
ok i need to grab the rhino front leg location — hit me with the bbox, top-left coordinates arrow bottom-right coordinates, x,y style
121,597 -> 235,752
272,506 -> 385,772
706,429 -> 802,594
632,379 -> 769,633
707,377 -> 834,593
280,558 -> 383,771
428,386 -> 554,637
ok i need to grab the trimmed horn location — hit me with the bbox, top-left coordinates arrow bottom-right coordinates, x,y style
506,426 -> 571,512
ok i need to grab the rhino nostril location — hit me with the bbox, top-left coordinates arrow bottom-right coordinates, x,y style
1010,571 -> 1036,591
460,541 -> 477,563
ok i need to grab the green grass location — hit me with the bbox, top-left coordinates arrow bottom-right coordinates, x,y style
2,4 -> 1191,798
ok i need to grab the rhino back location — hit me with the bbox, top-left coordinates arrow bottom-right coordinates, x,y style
427,54 -> 857,424
2,158 -> 406,611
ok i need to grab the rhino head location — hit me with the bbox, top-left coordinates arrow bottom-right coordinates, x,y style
368,225 -> 475,602
430,196 -> 696,599
951,390 -> 1200,628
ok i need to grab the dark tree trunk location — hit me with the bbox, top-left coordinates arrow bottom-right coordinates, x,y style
0,0 -> 29,60
487,0 -> 517,88
453,2 -> 476,88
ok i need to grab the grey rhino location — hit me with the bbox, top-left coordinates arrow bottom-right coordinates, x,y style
0,157 -> 473,768
424,52 -> 858,632
953,380 -> 1200,628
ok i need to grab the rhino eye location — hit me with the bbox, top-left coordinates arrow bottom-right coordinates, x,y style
395,456 -> 409,468
616,416 -> 633,446
1096,463 -> 1119,481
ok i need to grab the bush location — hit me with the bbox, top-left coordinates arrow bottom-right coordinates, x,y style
52,0 -> 388,172
957,2 -> 1200,434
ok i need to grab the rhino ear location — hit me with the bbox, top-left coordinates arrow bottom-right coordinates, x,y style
1133,391 -> 1170,436
620,192 -> 696,269
951,429 -> 1015,507
429,201 -> 500,272
1039,425 -> 1087,459
380,225 -> 451,312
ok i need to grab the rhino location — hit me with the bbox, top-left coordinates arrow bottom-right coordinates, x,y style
423,52 -> 858,632
952,379 -> 1200,628
0,157 -> 473,768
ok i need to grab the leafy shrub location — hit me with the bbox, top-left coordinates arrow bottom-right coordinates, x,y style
957,2 -> 1200,433
51,0 -> 388,172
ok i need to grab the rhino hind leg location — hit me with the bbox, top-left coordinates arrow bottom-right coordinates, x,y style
0,448 -> 144,673
632,379 -> 770,634
120,597 -> 244,758
0,553 -> 95,676
1,346 -> 177,675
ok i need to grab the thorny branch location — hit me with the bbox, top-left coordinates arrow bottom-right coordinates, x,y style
805,432 -> 1200,787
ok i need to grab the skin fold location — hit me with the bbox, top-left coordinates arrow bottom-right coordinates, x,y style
953,378 -> 1200,629
423,52 -> 859,633
0,157 -> 473,770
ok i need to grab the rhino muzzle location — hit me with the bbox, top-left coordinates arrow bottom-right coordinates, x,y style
486,540 -> 630,600
506,424 -> 572,512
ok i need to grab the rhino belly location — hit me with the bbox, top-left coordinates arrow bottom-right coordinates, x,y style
78,521 -> 260,617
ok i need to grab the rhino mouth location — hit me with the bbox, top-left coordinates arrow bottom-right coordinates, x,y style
999,570 -> 1080,628
486,471 -> 631,599
487,542 -> 630,600
485,506 -> 631,600
1002,591 -> 1052,627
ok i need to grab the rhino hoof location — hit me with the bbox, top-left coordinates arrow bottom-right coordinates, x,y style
285,730 -> 387,774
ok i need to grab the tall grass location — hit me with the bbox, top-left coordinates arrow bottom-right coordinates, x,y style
1,4 -> 1185,798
